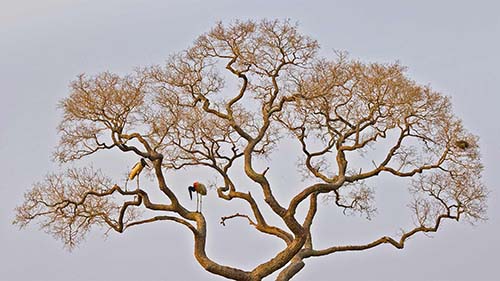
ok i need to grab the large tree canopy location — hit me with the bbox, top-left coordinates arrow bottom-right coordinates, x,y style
14,19 -> 486,280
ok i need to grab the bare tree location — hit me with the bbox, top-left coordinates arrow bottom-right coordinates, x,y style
14,20 -> 487,280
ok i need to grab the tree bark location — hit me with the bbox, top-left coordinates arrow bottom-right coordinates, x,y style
276,256 -> 305,281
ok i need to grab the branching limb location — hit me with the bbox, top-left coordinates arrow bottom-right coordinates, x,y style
220,213 -> 256,227
302,192 -> 318,230
126,215 -> 197,234
12,167 -> 191,249
303,213 -> 458,258
345,124 -> 449,183
288,181 -> 343,218
220,209 -> 292,244
276,255 -> 306,281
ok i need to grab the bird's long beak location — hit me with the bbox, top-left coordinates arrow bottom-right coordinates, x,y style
188,186 -> 194,200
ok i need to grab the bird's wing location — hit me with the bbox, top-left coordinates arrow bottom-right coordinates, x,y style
128,162 -> 142,180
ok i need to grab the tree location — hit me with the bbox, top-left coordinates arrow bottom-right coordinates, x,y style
14,19 -> 487,280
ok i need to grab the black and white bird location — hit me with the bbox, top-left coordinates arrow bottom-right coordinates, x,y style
126,158 -> 149,191
188,181 -> 207,213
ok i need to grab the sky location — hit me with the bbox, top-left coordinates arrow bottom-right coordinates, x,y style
1,0 -> 499,280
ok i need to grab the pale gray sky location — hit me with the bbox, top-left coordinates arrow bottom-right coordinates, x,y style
1,0 -> 499,280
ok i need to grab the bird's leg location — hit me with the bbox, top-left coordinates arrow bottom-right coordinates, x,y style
200,195 -> 203,213
197,194 -> 200,213
135,176 -> 140,200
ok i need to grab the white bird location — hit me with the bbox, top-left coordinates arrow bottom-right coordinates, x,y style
126,158 -> 149,191
188,181 -> 207,213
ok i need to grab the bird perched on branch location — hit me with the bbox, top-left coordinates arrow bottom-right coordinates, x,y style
188,182 -> 207,213
455,140 -> 470,150
126,158 -> 149,191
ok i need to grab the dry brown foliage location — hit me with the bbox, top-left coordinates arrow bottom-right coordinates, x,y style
14,19 -> 487,280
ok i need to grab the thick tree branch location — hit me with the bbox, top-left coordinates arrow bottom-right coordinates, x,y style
126,215 -> 197,234
303,213 -> 458,258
